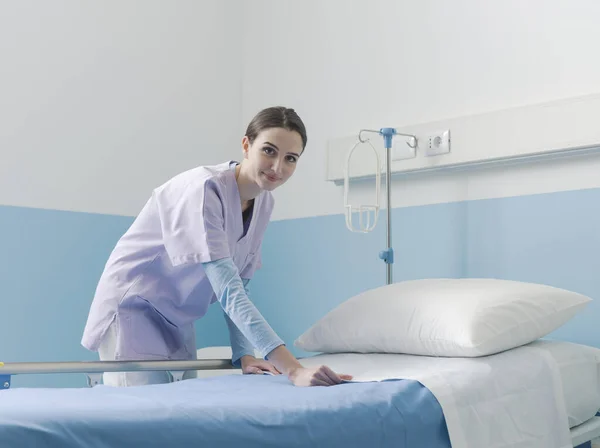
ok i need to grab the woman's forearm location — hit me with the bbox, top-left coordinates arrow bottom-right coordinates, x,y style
202,258 -> 284,358
266,345 -> 303,377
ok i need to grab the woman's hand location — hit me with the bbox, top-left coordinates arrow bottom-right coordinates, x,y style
263,345 -> 352,387
240,355 -> 281,375
288,365 -> 353,387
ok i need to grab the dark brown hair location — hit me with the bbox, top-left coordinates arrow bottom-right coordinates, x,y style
245,106 -> 307,151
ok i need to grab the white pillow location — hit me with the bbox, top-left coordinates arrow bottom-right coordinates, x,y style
294,278 -> 591,357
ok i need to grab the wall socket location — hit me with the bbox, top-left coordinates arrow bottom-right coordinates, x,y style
424,129 -> 451,156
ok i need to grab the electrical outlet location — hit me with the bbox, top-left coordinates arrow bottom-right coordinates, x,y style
425,130 -> 450,156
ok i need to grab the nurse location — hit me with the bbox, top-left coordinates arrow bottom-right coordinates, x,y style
81,106 -> 351,387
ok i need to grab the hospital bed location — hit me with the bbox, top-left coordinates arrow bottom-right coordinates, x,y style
1,340 -> 599,448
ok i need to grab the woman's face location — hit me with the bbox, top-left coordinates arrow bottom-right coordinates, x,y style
242,127 -> 304,191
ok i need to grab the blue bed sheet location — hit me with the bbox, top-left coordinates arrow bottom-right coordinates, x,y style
0,374 -> 451,448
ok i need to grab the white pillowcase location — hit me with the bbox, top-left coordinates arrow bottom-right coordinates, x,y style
294,278 -> 591,357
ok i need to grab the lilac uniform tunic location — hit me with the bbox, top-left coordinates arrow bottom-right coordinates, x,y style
81,161 -> 277,361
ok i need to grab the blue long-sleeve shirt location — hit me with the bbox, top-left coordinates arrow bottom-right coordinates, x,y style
202,258 -> 284,366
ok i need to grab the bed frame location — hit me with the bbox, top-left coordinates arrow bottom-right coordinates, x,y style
0,358 -> 233,388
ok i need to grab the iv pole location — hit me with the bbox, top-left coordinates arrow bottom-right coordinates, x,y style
345,128 -> 418,285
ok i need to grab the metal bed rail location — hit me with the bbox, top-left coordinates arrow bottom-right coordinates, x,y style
0,359 -> 235,389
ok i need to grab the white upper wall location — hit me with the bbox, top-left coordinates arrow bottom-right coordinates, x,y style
0,0 -> 243,216
241,0 -> 600,221
4,1 -> 600,220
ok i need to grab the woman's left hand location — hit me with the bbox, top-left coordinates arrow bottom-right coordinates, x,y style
240,355 -> 281,375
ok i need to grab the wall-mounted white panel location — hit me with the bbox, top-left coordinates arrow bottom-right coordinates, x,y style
327,93 -> 600,184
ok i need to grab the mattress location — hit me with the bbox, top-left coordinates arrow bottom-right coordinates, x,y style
571,416 -> 600,447
0,340 -> 596,448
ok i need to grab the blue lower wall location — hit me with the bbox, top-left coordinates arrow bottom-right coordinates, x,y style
250,186 -> 600,357
1,186 -> 599,387
0,205 -> 228,388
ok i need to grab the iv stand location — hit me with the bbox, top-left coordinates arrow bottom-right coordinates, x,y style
353,128 -> 417,285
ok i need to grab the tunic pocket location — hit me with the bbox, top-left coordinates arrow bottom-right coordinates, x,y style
121,296 -> 182,359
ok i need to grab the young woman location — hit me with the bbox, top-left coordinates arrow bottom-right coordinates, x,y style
81,106 -> 352,387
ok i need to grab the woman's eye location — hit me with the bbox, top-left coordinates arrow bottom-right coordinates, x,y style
286,156 -> 297,163
263,147 -> 275,155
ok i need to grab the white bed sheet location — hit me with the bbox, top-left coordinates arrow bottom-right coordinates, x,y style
534,340 -> 600,428
300,339 -> 600,448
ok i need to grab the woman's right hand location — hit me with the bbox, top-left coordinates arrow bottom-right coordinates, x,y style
289,365 -> 353,387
